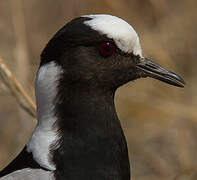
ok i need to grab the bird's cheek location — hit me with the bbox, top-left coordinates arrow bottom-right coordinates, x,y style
109,69 -> 137,87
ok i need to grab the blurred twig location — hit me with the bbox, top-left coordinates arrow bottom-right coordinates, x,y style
0,57 -> 36,119
9,0 -> 34,128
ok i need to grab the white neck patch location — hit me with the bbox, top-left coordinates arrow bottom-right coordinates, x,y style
83,14 -> 142,56
27,61 -> 63,171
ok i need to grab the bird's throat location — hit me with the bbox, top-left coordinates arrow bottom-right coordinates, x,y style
53,87 -> 130,180
28,62 -> 130,179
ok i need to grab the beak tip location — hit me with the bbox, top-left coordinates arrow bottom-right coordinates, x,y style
174,74 -> 186,88
179,84 -> 185,88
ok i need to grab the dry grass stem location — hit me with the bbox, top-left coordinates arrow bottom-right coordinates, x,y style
0,57 -> 36,119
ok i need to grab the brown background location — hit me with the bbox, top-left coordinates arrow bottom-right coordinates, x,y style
0,0 -> 196,179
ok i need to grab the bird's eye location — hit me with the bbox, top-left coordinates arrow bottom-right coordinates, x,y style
98,42 -> 116,57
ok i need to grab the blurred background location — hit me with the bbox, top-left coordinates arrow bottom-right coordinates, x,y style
0,0 -> 196,179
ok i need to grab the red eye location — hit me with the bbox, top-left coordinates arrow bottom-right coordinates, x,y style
98,42 -> 115,57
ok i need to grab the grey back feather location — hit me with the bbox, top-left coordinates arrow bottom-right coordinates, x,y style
0,168 -> 54,180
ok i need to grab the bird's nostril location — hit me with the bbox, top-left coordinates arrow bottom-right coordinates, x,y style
146,64 -> 157,69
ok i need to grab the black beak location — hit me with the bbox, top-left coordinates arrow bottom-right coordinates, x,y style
136,58 -> 185,87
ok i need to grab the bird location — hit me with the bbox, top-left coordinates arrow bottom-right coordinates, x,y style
0,14 -> 185,180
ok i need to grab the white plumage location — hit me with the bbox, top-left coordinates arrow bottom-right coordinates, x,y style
27,62 -> 63,170
84,14 -> 142,56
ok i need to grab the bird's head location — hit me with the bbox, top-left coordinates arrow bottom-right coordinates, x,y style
40,14 -> 185,91
31,14 -> 185,173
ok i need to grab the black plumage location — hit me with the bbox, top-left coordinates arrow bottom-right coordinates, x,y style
0,148 -> 46,177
